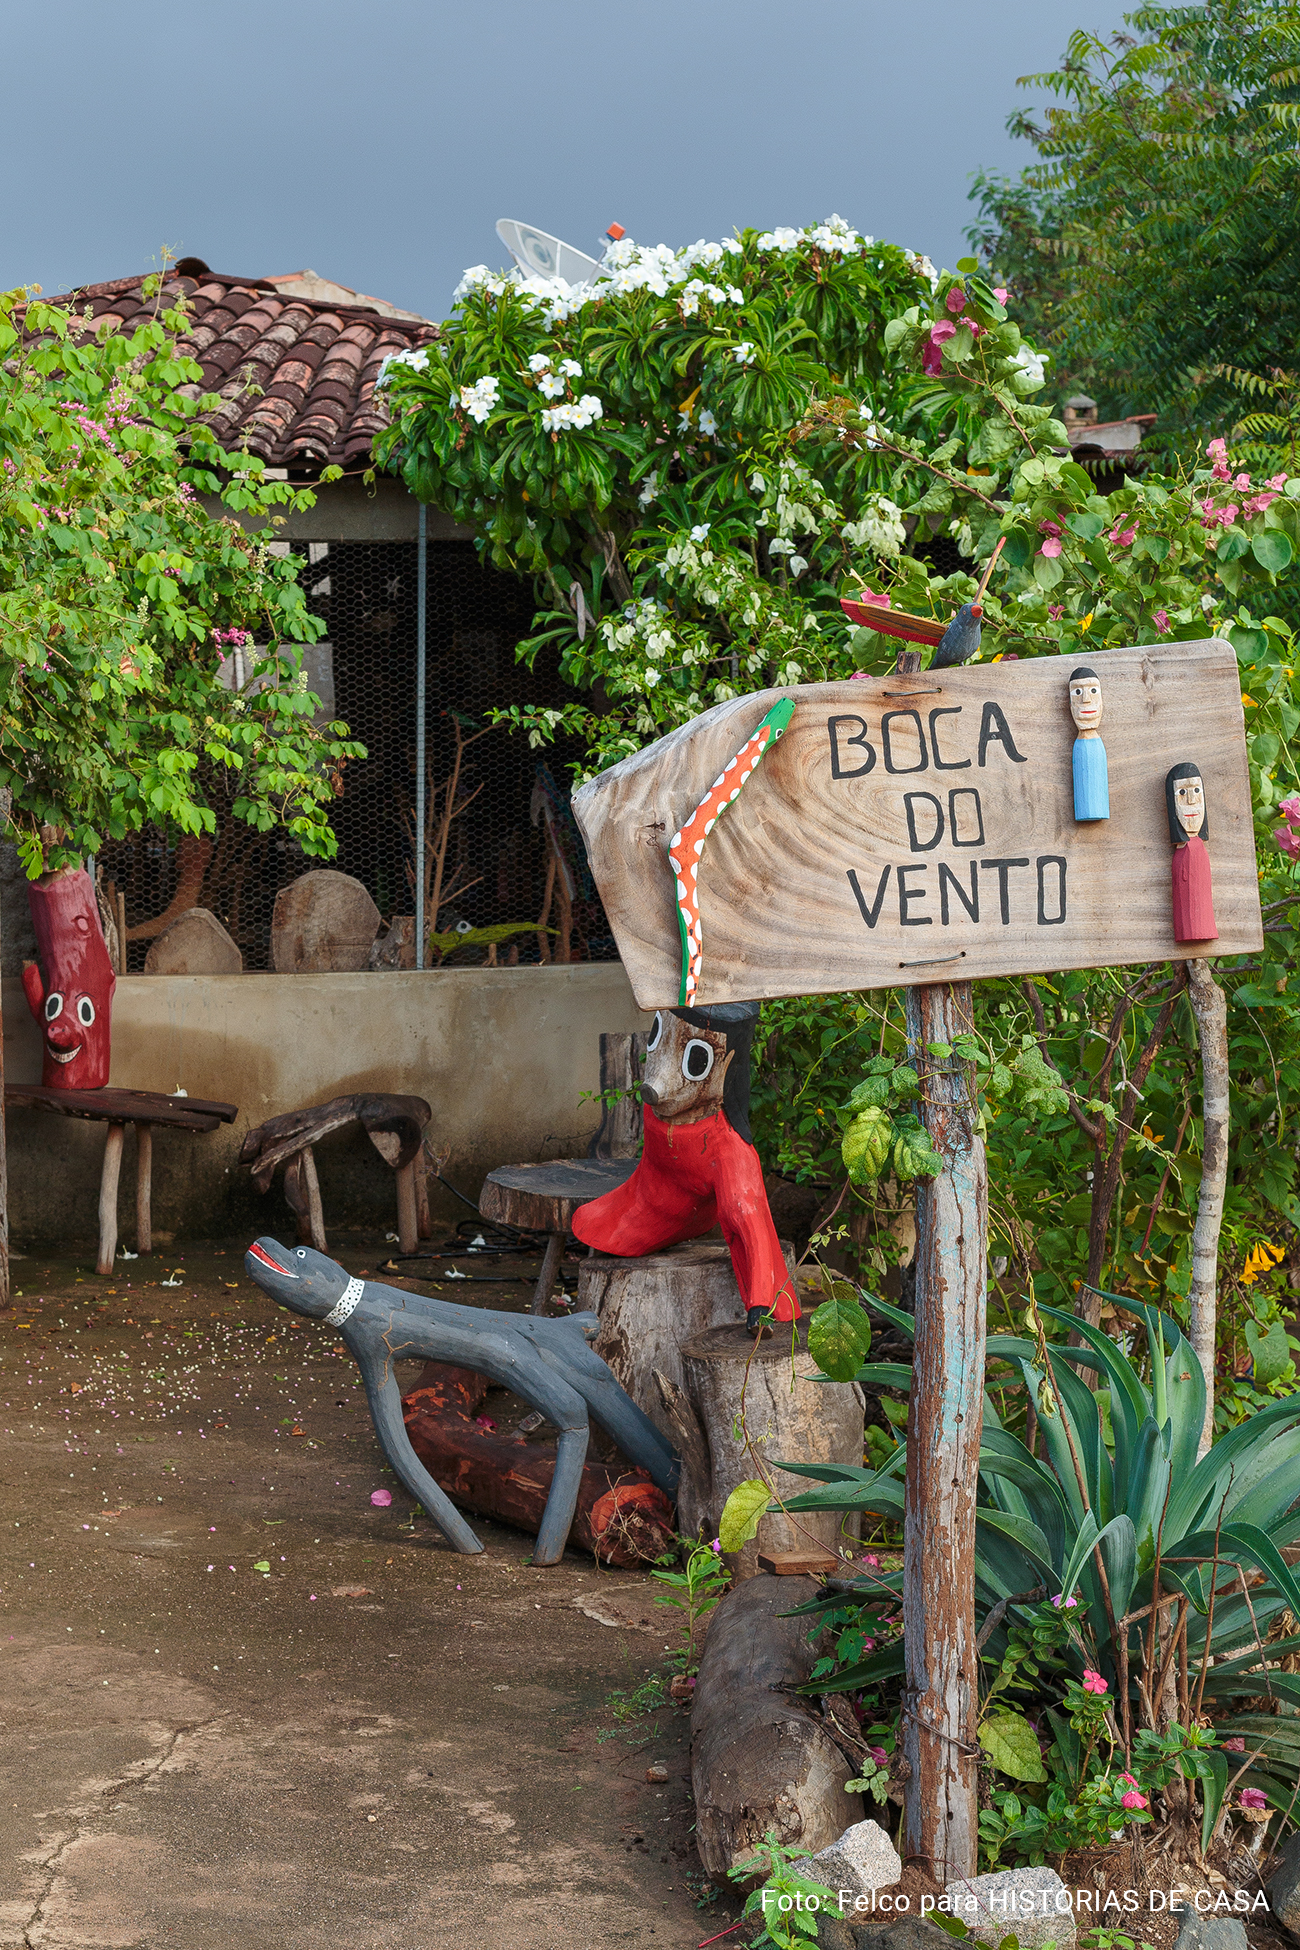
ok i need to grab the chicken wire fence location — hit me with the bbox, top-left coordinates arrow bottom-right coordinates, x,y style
97,539 -> 616,971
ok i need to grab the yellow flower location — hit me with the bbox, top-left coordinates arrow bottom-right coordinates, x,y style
1241,1240 -> 1286,1285
1141,1125 -> 1165,1143
1241,693 -> 1256,708
1080,612 -> 1094,633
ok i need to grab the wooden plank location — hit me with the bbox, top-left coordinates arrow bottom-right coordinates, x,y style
757,1549 -> 841,1576
478,1158 -> 637,1234
571,640 -> 1263,1006
902,982 -> 986,1882
5,1085 -> 231,1132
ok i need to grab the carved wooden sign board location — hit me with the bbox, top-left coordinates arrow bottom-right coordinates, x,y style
572,640 -> 1263,1007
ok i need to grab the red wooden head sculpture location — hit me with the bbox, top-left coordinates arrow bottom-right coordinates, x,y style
21,867 -> 116,1089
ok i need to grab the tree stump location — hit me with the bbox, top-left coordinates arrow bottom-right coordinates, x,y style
655,1319 -> 863,1576
143,908 -> 242,974
581,1238 -> 760,1434
270,871 -> 380,973
691,1572 -> 862,1878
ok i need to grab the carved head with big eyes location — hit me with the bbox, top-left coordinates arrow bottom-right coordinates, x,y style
21,866 -> 116,1090
641,1001 -> 760,1135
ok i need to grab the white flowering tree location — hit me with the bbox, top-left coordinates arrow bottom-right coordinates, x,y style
374,220 -> 938,771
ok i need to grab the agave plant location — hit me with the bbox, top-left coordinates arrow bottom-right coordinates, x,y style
780,1294 -> 1300,1826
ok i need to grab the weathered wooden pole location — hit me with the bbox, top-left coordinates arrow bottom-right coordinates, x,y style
892,635 -> 986,1882
902,977 -> 987,1881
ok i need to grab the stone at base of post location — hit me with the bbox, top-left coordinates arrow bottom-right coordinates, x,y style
902,979 -> 986,1882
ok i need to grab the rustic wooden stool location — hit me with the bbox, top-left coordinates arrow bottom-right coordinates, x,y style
479,1157 -> 637,1313
477,1032 -> 647,1314
4,1085 -> 239,1274
239,1093 -> 432,1255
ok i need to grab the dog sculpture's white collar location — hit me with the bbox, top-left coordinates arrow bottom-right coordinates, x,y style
324,1276 -> 365,1328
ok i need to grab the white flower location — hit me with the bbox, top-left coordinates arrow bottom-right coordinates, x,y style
528,352 -> 552,373
788,555 -> 809,578
768,537 -> 795,556
644,667 -> 660,687
677,409 -> 693,431
806,215 -> 862,254
638,470 -> 660,508
732,342 -> 755,365
538,371 -> 567,399
757,226 -> 802,252
1011,345 -> 1048,389
540,393 -> 604,432
690,524 -> 711,542
459,375 -> 500,423
559,358 -> 582,377
698,409 -> 718,436
842,493 -> 906,558
749,471 -> 766,493
374,346 -> 430,388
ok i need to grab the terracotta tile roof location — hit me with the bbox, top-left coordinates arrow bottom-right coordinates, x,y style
38,258 -> 437,475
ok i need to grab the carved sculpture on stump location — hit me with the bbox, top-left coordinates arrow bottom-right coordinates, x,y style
243,1238 -> 678,1565
22,866 -> 116,1089
572,1002 -> 798,1332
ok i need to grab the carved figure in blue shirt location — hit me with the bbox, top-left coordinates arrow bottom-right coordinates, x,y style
1068,665 -> 1109,820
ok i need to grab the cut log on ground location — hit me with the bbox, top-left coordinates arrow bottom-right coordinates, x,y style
401,1361 -> 676,1567
691,1572 -> 862,1878
582,1239 -> 760,1436
655,1320 -> 863,1577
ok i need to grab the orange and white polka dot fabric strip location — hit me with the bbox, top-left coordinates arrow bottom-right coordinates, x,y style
668,698 -> 795,1005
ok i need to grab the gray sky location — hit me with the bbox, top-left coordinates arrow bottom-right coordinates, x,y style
5,0 -> 1134,322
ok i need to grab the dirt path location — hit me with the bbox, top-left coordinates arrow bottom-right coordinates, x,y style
0,1233 -> 733,1949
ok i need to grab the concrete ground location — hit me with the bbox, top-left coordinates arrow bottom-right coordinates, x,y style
0,1232 -> 737,1950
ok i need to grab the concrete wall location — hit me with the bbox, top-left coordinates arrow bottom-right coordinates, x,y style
3,965 -> 649,1252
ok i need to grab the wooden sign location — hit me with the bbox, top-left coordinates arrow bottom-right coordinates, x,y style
572,639 -> 1263,1007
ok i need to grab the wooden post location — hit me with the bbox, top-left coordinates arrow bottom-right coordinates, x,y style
98,1122 -> 126,1275
299,1145 -> 326,1252
134,1122 -> 152,1254
395,1157 -> 419,1255
902,979 -> 986,1882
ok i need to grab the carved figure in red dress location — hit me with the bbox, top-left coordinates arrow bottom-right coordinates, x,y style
1166,763 -> 1218,944
571,1001 -> 800,1333
21,867 -> 116,1089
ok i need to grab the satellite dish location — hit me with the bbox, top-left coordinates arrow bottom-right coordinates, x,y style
495,219 -> 603,287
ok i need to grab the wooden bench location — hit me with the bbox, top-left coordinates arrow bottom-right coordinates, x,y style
239,1093 -> 433,1255
4,1085 -> 239,1274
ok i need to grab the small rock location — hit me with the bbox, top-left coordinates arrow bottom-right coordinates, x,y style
1173,1911 -> 1249,1950
944,1866 -> 1076,1950
805,1819 -> 901,1904
1268,1832 -> 1300,1939
645,1764 -> 668,1783
853,1921 -> 957,1950
669,1675 -> 695,1703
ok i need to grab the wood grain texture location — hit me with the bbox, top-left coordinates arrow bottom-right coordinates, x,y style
5,1085 -> 236,1132
571,640 -> 1262,1006
902,984 -> 986,1883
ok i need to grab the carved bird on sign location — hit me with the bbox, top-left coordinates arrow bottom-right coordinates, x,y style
839,537 -> 1006,669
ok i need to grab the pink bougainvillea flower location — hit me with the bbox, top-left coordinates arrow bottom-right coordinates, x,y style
1082,1669 -> 1108,1694
857,589 -> 892,606
1108,523 -> 1137,548
1234,473 -> 1252,490
1122,1771 -> 1140,1787
1277,795 -> 1300,824
1048,605 -> 1064,619
1207,438 -> 1228,459
475,1416 -> 497,1432
859,1552 -> 880,1567
993,287 -> 1008,304
1243,492 -> 1279,517
946,287 -> 967,315
1121,1789 -> 1148,1810
1240,1788 -> 1269,1809
1051,1592 -> 1078,1608
1154,610 -> 1170,634
370,1489 -> 392,1507
1269,474 -> 1288,491
1221,1736 -> 1246,1752
1039,519 -> 1063,536
868,1745 -> 888,1766
1223,503 -> 1240,526
922,319 -> 958,376
1275,826 -> 1300,861
1039,537 -> 1062,558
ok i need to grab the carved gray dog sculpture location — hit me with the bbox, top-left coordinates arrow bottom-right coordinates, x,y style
244,1238 -> 679,1565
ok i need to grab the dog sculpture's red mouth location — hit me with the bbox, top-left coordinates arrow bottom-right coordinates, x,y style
248,1241 -> 295,1278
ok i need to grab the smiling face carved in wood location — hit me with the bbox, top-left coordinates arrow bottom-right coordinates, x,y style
640,1010 -> 733,1125
21,867 -> 116,1089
